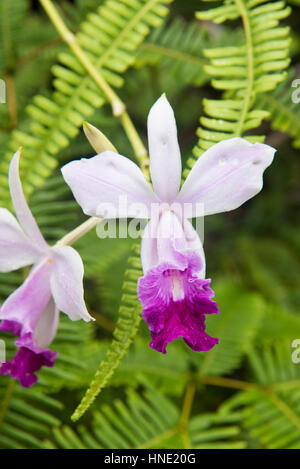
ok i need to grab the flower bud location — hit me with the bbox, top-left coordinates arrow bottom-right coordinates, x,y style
83,122 -> 117,154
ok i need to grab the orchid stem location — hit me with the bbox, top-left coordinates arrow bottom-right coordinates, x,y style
39,0 -> 149,170
55,217 -> 101,248
39,0 -> 151,247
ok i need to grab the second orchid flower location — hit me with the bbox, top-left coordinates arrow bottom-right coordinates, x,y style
0,150 -> 94,387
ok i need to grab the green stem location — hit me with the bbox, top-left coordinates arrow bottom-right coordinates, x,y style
55,217 -> 101,248
37,0 -> 152,247
39,0 -> 148,169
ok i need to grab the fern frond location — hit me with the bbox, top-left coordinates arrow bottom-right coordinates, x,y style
235,236 -> 300,311
47,384 -> 245,449
193,281 -> 264,377
0,379 -> 63,449
221,342 -> 300,449
0,0 -> 29,71
257,69 -> 300,148
247,341 -> 300,385
185,0 -> 291,176
0,271 -> 22,300
136,17 -> 245,87
257,305 -> 300,344
77,232 -> 133,317
114,338 -> 191,396
30,174 -> 81,241
0,0 -> 172,206
136,17 -> 210,86
71,242 -> 143,421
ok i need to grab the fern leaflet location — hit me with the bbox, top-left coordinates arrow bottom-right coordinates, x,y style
71,242 -> 143,421
184,0 -> 291,177
0,0 -> 172,206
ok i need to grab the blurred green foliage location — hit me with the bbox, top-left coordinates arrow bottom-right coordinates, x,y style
0,0 -> 300,449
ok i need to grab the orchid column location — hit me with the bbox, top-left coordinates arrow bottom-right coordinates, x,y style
62,95 -> 276,354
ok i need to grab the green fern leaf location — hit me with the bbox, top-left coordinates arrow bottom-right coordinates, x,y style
257,69 -> 300,148
184,0 -> 291,177
113,338 -> 191,396
71,242 -> 143,421
0,379 -> 63,449
136,17 -> 246,87
0,0 -> 173,206
0,0 -> 30,71
221,342 -> 300,449
47,384 -> 245,449
193,281 -> 264,377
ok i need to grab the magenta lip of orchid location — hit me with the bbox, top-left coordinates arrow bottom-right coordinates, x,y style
0,150 -> 94,388
62,94 -> 276,354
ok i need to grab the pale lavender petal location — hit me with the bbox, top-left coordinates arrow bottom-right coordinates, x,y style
141,209 -> 204,275
141,214 -> 160,274
0,208 -> 41,272
9,150 -> 49,251
183,219 -> 206,278
0,261 -> 57,387
0,260 -> 52,334
141,209 -> 187,274
148,95 -> 182,202
34,298 -> 59,349
177,138 -> 276,216
61,151 -> 158,218
156,210 -> 189,270
50,246 -> 94,322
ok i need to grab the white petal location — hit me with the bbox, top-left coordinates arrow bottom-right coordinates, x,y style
0,208 -> 41,272
0,260 -> 52,332
177,138 -> 276,216
141,210 -> 189,274
34,298 -> 59,348
62,151 -> 158,219
148,95 -> 182,202
141,211 -> 160,273
50,246 -> 94,322
183,219 -> 206,278
9,150 -> 49,250
156,210 -> 187,263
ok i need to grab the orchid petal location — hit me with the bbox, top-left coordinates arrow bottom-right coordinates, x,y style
0,261 -> 52,335
183,219 -> 206,278
0,342 -> 57,388
141,209 -> 205,276
156,210 -> 188,267
50,246 -> 94,322
148,95 -> 182,202
141,214 -> 160,273
9,150 -> 49,251
62,152 -> 158,218
0,208 -> 41,272
177,138 -> 276,216
34,298 -> 59,349
138,256 -> 218,354
141,209 -> 186,274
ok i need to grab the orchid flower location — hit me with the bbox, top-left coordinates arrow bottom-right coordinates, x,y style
62,95 -> 275,354
0,150 -> 94,387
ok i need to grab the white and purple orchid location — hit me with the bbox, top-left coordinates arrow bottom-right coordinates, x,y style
0,150 -> 94,387
62,95 -> 276,354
